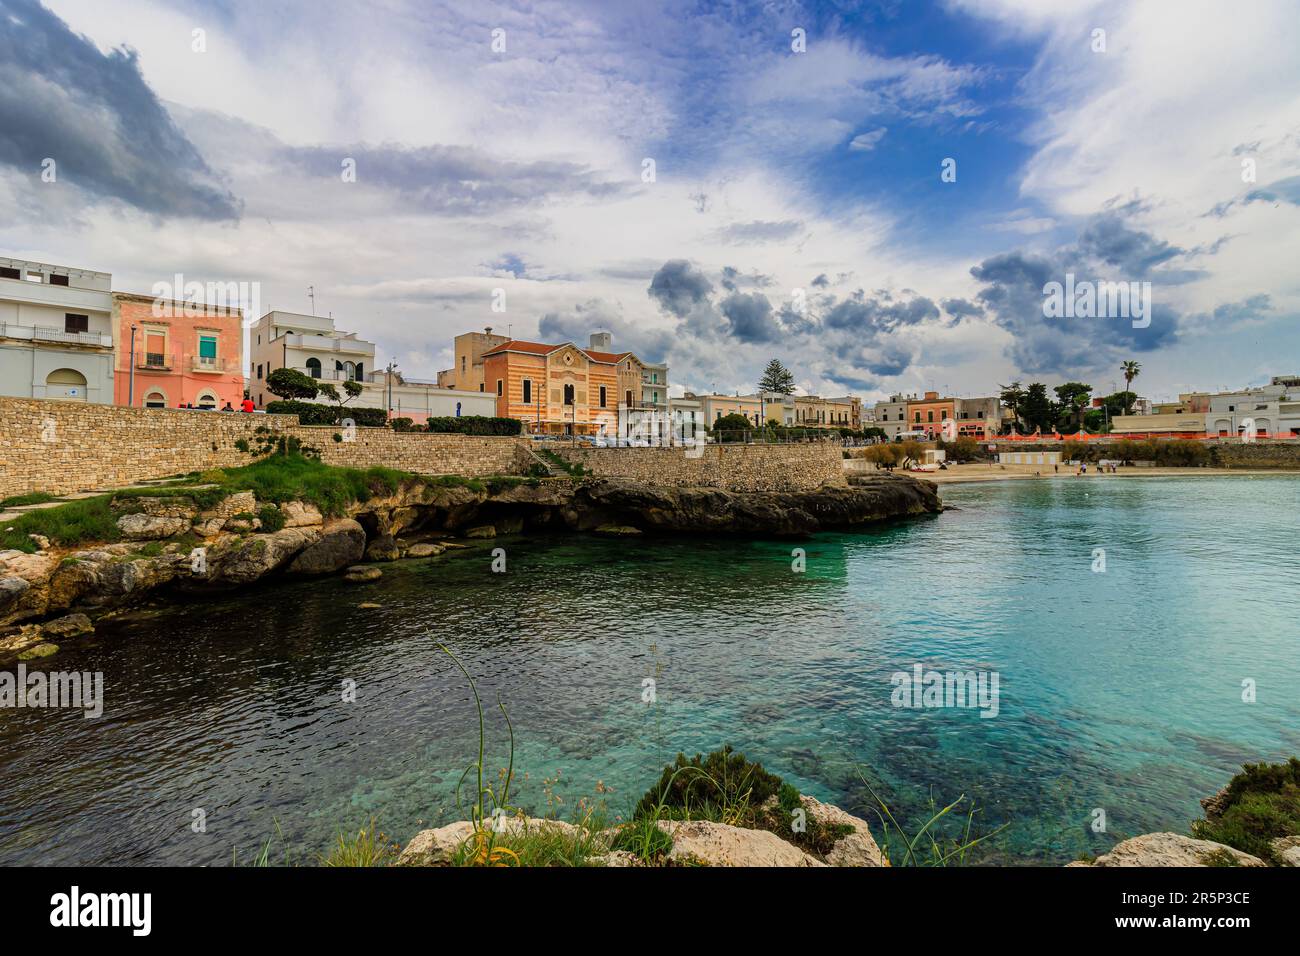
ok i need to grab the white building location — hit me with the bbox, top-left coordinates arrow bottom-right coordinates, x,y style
0,256 -> 115,403
1204,383 -> 1299,438
667,395 -> 703,443
248,310 -> 494,423
872,394 -> 914,440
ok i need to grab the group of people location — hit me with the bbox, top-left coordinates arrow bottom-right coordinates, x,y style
174,398 -> 257,413
1075,461 -> 1119,475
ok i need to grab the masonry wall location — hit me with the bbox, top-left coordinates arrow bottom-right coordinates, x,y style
1209,441 -> 1300,468
0,396 -> 529,498
554,443 -> 845,492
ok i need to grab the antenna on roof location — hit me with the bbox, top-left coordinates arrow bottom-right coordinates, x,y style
307,285 -> 316,315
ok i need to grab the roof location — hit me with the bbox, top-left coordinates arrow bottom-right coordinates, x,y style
482,339 -> 636,365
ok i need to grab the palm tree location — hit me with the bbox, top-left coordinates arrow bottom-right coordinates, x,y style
1121,361 -> 1141,394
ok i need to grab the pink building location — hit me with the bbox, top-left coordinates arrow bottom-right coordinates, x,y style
112,292 -> 245,409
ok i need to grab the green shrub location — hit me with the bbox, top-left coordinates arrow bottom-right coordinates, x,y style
257,504 -> 286,532
634,746 -> 785,820
1191,758 -> 1300,863
390,417 -> 415,432
423,416 -> 522,436
265,401 -> 389,428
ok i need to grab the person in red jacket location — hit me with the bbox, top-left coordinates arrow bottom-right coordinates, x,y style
240,397 -> 255,413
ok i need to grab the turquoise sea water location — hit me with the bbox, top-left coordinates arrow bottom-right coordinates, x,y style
1,475 -> 1297,865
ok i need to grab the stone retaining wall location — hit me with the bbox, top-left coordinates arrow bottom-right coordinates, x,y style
0,396 -> 529,498
553,442 -> 845,492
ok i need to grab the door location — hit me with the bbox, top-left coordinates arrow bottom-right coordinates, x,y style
46,368 -> 88,401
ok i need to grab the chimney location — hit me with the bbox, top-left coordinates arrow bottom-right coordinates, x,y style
484,326 -> 493,336
589,331 -> 612,351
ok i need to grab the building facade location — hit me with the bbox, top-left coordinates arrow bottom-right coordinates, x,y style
0,257 -> 115,404
907,391 -> 957,439
247,310 -> 377,408
439,328 -> 511,392
872,394 -> 914,440
112,292 -> 244,409
482,339 -> 624,436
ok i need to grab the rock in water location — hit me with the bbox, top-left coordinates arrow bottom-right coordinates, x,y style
1087,833 -> 1265,867
286,519 -> 366,575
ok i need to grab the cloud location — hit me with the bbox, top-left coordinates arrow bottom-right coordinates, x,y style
0,0 -> 240,219
720,290 -> 781,343
647,259 -> 714,318
712,219 -> 804,245
848,128 -> 887,151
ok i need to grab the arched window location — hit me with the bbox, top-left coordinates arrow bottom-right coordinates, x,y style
144,390 -> 167,409
306,357 -> 321,378
196,391 -> 218,409
564,384 -> 575,405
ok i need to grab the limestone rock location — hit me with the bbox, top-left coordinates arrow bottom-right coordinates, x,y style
40,613 -> 94,639
344,566 -> 382,583
117,513 -> 191,540
131,496 -> 199,519
193,491 -> 257,536
593,524 -> 642,536
464,525 -> 496,539
398,818 -> 580,866
222,516 -> 260,532
1089,833 -> 1266,867
18,642 -> 59,660
279,501 -> 323,528
404,542 -> 445,558
286,519 -> 366,575
799,794 -> 888,866
28,534 -> 51,551
659,820 -> 826,867
209,528 -> 319,585
1270,836 -> 1300,866
365,534 -> 401,562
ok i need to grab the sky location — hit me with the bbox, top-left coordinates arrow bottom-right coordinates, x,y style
1,0 -> 1298,404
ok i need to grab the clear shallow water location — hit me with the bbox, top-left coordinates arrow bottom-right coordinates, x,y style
1,475 -> 1297,865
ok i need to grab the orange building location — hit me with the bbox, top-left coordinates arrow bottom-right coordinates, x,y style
906,390 -> 956,439
112,292 -> 245,409
482,339 -> 633,435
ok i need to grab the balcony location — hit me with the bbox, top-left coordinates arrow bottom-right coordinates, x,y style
290,366 -> 370,383
137,351 -> 176,371
190,354 -> 240,373
0,323 -> 112,348
282,333 -> 375,356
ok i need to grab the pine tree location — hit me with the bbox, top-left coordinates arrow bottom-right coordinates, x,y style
758,359 -> 795,395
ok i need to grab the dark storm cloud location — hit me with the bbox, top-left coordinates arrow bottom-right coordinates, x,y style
810,273 -> 831,288
1077,211 -> 1182,276
283,143 -> 623,214
821,293 -> 939,335
941,297 -> 984,318
0,0 -> 240,219
648,259 -> 715,318
720,291 -> 781,343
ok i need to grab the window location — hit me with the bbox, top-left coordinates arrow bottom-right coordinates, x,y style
522,379 -> 532,404
256,364 -> 263,379
50,274 -> 69,286
462,356 -> 467,372
25,271 -> 41,282
479,383 -> 484,392
564,383 -> 575,405
64,313 -> 89,333
626,390 -> 633,408
600,385 -> 607,408
928,410 -> 934,423
306,358 -> 321,378
144,391 -> 167,409
198,334 -> 217,367
496,379 -> 503,397
0,267 -> 18,280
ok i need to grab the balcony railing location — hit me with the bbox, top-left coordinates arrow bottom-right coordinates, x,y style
289,366 -> 370,383
282,333 -> 375,356
139,351 -> 176,370
0,323 -> 112,348
189,354 -> 240,373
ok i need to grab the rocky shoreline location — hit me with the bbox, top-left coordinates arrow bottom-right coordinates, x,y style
0,472 -> 940,660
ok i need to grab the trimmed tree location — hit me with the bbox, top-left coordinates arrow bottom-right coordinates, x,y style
266,367 -> 320,401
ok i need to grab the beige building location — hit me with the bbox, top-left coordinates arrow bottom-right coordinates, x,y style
688,392 -> 764,427
439,327 -> 511,392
